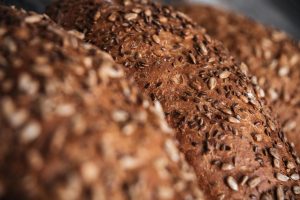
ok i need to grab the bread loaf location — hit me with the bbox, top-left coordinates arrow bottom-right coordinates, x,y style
178,4 -> 300,156
0,5 -> 203,200
47,0 -> 300,199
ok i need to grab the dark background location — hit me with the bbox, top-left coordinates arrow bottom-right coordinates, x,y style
1,0 -> 300,39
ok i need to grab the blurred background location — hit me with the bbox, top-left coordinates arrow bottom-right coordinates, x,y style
1,0 -> 300,39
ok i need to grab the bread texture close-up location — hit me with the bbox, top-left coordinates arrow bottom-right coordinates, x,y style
178,4 -> 300,156
0,5 -> 203,200
47,0 -> 300,199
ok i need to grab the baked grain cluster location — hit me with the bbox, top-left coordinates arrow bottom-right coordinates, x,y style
0,5 -> 203,200
179,4 -> 300,156
47,0 -> 300,199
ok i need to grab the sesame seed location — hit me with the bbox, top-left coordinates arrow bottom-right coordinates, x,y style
226,176 -> 239,191
276,172 -> 289,182
124,13 -> 138,21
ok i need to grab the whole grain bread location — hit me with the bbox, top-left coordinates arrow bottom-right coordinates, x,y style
47,0 -> 300,199
0,5 -> 203,200
178,4 -> 300,157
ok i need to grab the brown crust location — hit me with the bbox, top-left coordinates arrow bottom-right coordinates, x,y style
178,4 -> 300,163
0,5 -> 203,200
47,0 -> 300,199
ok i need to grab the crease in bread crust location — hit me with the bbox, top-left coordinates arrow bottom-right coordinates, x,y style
47,0 -> 300,199
0,5 -> 203,200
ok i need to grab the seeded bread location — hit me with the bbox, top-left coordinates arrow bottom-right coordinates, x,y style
0,5 -> 203,200
178,4 -> 300,157
47,0 -> 300,199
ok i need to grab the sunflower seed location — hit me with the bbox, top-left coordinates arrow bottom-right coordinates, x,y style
291,173 -> 300,181
253,134 -> 262,142
81,162 -> 99,183
273,159 -> 280,168
276,186 -> 284,200
152,34 -> 160,44
240,175 -> 249,186
287,161 -> 296,169
247,177 -> 261,188
278,66 -> 289,77
124,13 -> 138,21
221,163 -> 234,171
199,42 -> 208,55
276,173 -> 289,182
219,71 -> 231,79
189,53 -> 197,64
240,62 -> 249,75
108,13 -> 117,22
208,77 -> 217,90
112,110 -> 129,122
228,117 -> 240,124
226,176 -> 238,191
20,121 -> 41,143
269,148 -> 280,159
293,186 -> 300,195
25,15 -> 43,23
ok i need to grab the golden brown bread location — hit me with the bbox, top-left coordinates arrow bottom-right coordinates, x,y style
47,0 -> 300,199
0,5 -> 203,200
178,4 -> 300,156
